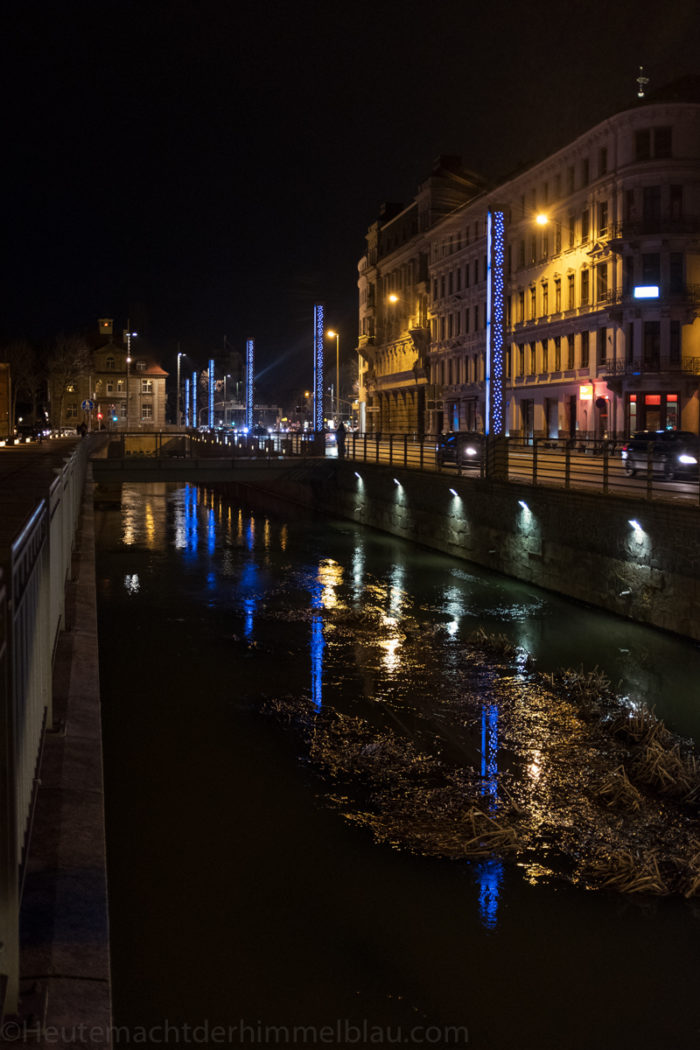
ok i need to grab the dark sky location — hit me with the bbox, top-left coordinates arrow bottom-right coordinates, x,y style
4,0 -> 699,399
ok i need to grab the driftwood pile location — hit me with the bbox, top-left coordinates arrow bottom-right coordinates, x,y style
262,622 -> 700,898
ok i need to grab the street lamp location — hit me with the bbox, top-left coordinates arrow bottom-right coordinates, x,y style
327,329 -> 340,423
175,350 -> 185,428
124,328 -> 137,430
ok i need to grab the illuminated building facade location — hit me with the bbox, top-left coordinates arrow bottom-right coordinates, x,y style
357,159 -> 487,434
49,327 -> 169,431
358,85 -> 700,439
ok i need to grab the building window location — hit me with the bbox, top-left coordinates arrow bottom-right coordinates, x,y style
642,253 -> 660,285
542,282 -> 549,315
141,378 -> 153,393
670,252 -> 684,294
581,331 -> 590,368
542,339 -> 549,372
106,356 -> 115,370
142,403 -> 153,420
670,185 -> 683,220
567,334 -> 575,370
567,274 -> 575,310
66,403 -> 78,418
581,158 -> 589,187
136,360 -> 146,372
581,270 -> 590,306
626,324 -> 634,365
654,126 -> 672,158
518,344 -> 525,375
670,320 -> 681,363
599,147 -> 608,176
555,278 -> 562,313
581,209 -> 590,242
598,200 -> 608,236
643,321 -> 661,367
597,327 -> 607,365
643,185 -> 661,225
596,263 -> 608,302
568,215 -> 575,249
567,166 -> 575,194
554,336 -> 561,371
529,344 -> 536,375
518,240 -> 525,268
106,382 -> 114,394
635,129 -> 651,160
517,291 -> 525,323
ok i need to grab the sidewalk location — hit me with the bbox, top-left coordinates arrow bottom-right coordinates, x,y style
5,457 -> 112,1047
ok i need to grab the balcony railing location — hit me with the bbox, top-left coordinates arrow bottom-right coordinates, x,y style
602,356 -> 700,376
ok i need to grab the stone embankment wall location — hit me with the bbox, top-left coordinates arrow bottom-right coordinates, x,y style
227,461 -> 700,642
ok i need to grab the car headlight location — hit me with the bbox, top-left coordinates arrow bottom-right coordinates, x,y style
678,454 -> 698,465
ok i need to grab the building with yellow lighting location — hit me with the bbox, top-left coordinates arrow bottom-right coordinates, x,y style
357,79 -> 700,440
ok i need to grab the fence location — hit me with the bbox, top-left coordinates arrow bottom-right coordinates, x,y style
0,440 -> 89,1017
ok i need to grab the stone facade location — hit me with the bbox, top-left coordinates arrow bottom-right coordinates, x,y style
50,339 -> 169,431
357,82 -> 700,441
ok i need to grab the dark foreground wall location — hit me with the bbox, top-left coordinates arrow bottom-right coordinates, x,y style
221,461 -> 700,643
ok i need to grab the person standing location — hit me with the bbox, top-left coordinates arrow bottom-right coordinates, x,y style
336,420 -> 346,458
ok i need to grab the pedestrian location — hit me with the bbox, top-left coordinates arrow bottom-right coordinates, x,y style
336,420 -> 346,458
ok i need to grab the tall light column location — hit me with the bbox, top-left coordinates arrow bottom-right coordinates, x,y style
177,348 -> 185,427
485,207 -> 507,477
208,357 -> 215,429
245,339 -> 254,430
192,371 -> 198,428
124,327 -> 137,430
313,305 -> 324,434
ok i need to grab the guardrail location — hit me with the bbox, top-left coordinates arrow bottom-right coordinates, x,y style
101,430 -> 700,505
0,440 -> 89,1017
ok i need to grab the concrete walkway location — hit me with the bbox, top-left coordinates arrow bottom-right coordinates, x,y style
1,445 -> 112,1046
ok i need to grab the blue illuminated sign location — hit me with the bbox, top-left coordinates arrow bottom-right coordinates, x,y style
208,358 -> 215,428
633,286 -> 660,299
313,304 -> 324,433
485,209 -> 506,436
246,339 -> 255,430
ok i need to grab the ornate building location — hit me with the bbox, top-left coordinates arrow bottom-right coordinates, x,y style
49,321 -> 169,431
357,80 -> 700,440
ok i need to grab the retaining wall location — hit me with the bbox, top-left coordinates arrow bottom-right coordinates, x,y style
222,461 -> 700,642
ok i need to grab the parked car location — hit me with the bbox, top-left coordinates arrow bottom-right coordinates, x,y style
436,432 -> 484,469
621,430 -> 700,480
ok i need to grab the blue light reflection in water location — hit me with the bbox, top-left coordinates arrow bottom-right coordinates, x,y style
309,580 -> 325,710
478,701 -> 503,929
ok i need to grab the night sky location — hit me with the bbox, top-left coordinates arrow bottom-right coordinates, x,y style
4,0 -> 699,399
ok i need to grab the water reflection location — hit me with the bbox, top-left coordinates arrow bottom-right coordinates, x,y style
309,579 -> 325,710
478,701 -> 503,929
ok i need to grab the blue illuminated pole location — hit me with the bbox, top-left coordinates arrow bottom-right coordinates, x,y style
485,208 -> 508,477
192,371 -> 197,429
245,339 -> 254,429
313,304 -> 324,435
184,378 -> 191,427
208,358 -> 215,428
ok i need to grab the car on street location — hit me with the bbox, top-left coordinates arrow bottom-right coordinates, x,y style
621,430 -> 700,480
436,431 -> 484,470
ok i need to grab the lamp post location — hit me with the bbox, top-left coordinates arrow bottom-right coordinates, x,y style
176,348 -> 186,427
124,328 -> 137,430
327,329 -> 340,423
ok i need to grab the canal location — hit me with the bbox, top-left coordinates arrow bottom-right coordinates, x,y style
96,481 -> 700,1050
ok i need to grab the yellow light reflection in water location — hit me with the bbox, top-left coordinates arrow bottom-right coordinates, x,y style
280,524 -> 288,552
124,573 -> 140,594
318,558 -> 343,609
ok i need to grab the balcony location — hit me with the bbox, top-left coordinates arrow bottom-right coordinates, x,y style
602,356 -> 700,376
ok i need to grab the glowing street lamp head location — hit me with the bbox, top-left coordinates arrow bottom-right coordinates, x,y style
388,293 -> 399,304
327,329 -> 337,339
535,213 -> 549,226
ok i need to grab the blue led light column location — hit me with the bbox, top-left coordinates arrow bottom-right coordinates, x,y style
313,305 -> 324,446
208,358 -> 215,428
485,208 -> 508,479
192,371 -> 197,429
245,339 -> 254,430
184,378 -> 191,427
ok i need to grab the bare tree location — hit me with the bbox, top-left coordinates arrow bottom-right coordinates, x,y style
0,339 -> 45,429
46,334 -> 91,428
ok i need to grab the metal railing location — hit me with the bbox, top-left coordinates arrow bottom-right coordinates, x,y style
103,429 -> 700,506
0,440 -> 89,1017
